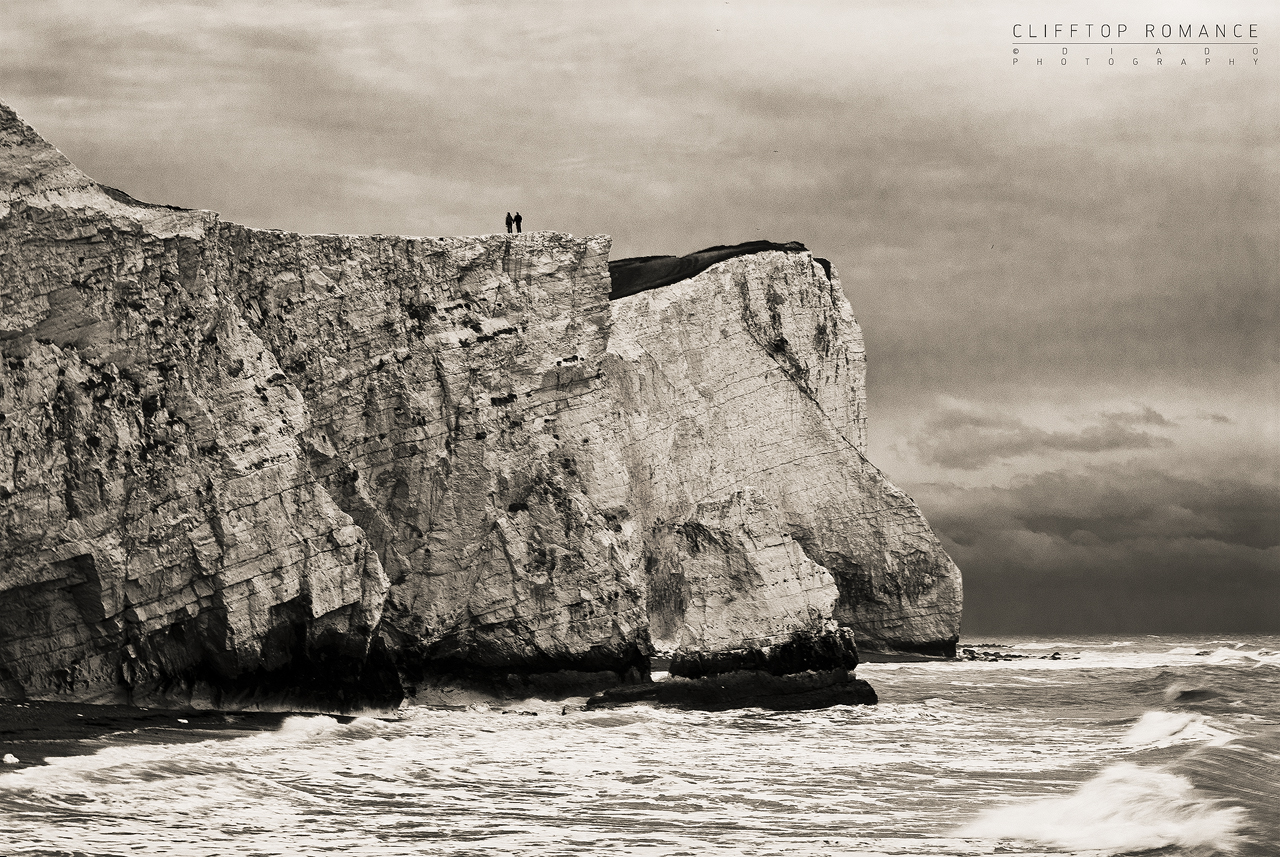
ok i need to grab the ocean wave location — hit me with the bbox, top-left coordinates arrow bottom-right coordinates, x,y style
958,761 -> 1248,854
1164,682 -> 1225,704
1122,711 -> 1237,748
1161,646 -> 1280,664
0,713 -> 398,791
1204,647 -> 1280,666
1173,730 -> 1280,846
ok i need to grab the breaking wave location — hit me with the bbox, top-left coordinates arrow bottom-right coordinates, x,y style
958,762 -> 1248,854
1122,710 -> 1237,748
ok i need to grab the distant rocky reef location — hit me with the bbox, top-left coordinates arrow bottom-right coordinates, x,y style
0,101 -> 960,711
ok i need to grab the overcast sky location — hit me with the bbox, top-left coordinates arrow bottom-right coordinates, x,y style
3,0 -> 1276,635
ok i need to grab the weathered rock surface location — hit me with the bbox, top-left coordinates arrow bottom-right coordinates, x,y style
0,102 -> 959,710
599,249 -> 960,658
644,488 -> 841,659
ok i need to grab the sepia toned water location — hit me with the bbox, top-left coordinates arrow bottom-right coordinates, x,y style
1,635 -> 1277,856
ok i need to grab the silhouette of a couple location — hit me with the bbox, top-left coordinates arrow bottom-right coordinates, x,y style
505,212 -> 522,234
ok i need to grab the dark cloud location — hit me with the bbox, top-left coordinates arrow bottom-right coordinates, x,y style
910,406 -> 1175,470
981,467 -> 1277,550
960,560 -> 1279,635
915,465 -> 1280,633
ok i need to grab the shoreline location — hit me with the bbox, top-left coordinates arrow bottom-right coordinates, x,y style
0,701 -> 354,769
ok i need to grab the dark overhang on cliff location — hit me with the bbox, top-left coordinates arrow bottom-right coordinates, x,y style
608,240 -> 830,300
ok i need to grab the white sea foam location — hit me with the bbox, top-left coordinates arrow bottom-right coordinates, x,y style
904,642 -> 1280,674
2,634 -> 1275,857
1122,711 -> 1236,748
958,762 -> 1248,854
1204,647 -> 1274,665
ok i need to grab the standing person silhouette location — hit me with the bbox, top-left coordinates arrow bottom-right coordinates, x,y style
513,212 -> 522,233
505,212 -> 513,234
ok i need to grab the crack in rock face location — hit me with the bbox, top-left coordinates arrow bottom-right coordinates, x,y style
0,101 -> 960,710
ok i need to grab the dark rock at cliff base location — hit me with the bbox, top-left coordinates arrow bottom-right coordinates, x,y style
402,645 -> 652,702
670,628 -> 859,679
585,668 -> 876,711
608,240 -> 809,299
641,628 -> 872,711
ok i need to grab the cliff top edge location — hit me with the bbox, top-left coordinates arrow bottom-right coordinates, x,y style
0,100 -> 826,296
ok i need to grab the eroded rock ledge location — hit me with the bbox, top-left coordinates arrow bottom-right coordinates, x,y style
0,102 -> 960,711
607,241 -> 813,299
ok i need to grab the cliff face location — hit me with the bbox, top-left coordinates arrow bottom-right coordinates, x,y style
602,255 -> 960,657
0,103 -> 959,708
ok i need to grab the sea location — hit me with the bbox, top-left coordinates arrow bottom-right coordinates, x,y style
1,634 -> 1277,857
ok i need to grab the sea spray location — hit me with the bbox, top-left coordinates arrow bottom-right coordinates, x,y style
958,762 -> 1248,853
1122,710 -> 1237,748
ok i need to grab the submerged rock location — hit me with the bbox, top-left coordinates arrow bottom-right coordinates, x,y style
0,102 -> 960,710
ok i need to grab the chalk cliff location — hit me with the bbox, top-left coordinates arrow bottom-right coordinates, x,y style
0,102 -> 960,709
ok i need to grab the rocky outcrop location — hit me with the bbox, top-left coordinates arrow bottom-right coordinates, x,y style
669,627 -> 860,679
583,625 -> 873,713
585,668 -> 877,712
0,102 -> 959,710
